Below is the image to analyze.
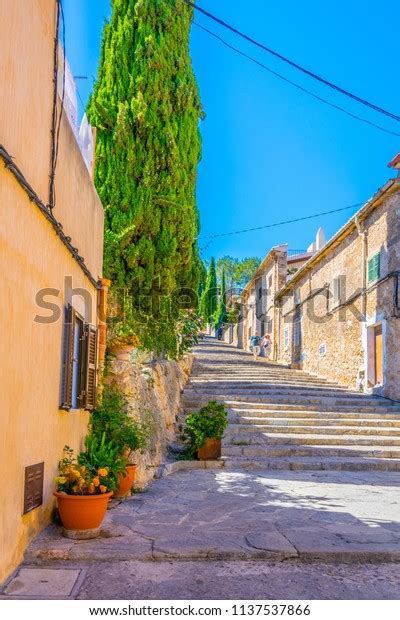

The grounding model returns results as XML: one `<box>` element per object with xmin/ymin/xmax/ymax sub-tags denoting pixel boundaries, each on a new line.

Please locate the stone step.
<box><xmin>191</xmin><ymin>368</ymin><xmax>335</xmax><ymax>377</ymax></box>
<box><xmin>191</xmin><ymin>384</ymin><xmax>345</xmax><ymax>392</ymax></box>
<box><xmin>192</xmin><ymin>362</ymin><xmax>319</xmax><ymax>372</ymax></box>
<box><xmin>223</xmin><ymin>430</ymin><xmax>400</xmax><ymax>446</ymax></box>
<box><xmin>189</xmin><ymin>381</ymin><xmax>342</xmax><ymax>390</ymax></box>
<box><xmin>225</xmin><ymin>423</ymin><xmax>400</xmax><ymax>436</ymax></box>
<box><xmin>192</xmin><ymin>367</ymin><xmax>336</xmax><ymax>376</ymax></box>
<box><xmin>231</xmin><ymin>416</ymin><xmax>400</xmax><ymax>428</ymax></box>
<box><xmin>184</xmin><ymin>390</ymin><xmax>394</xmax><ymax>406</ymax></box>
<box><xmin>186</xmin><ymin>342</ymin><xmax>400</xmax><ymax>474</ymax></box>
<box><xmin>186</xmin><ymin>386</ymin><xmax>357</xmax><ymax>397</ymax></box>
<box><xmin>183</xmin><ymin>398</ymin><xmax>400</xmax><ymax>414</ymax></box>
<box><xmin>222</xmin><ymin>455</ymin><xmax>400</xmax><ymax>472</ymax></box>
<box><xmin>190</xmin><ymin>374</ymin><xmax>340</xmax><ymax>386</ymax></box>
<box><xmin>186</xmin><ymin>391</ymin><xmax>389</xmax><ymax>404</ymax></box>
<box><xmin>226</xmin><ymin>408</ymin><xmax>400</xmax><ymax>420</ymax></box>
<box><xmin>222</xmin><ymin>443</ymin><xmax>400</xmax><ymax>459</ymax></box>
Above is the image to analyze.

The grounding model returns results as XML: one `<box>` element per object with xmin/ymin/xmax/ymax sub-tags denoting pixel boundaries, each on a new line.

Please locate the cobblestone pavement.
<box><xmin>26</xmin><ymin>468</ymin><xmax>400</xmax><ymax>563</ymax></box>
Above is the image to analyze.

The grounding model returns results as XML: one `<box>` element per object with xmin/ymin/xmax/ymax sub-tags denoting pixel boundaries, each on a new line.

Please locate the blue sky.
<box><xmin>63</xmin><ymin>0</ymin><xmax>400</xmax><ymax>262</ymax></box>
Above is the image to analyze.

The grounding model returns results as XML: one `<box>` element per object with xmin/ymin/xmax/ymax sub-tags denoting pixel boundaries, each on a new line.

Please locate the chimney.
<box><xmin>315</xmin><ymin>227</ymin><xmax>325</xmax><ymax>251</ymax></box>
<box><xmin>388</xmin><ymin>153</ymin><xmax>400</xmax><ymax>177</ymax></box>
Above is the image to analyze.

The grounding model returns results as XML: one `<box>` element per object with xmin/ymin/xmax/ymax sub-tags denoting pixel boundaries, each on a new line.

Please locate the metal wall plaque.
<box><xmin>23</xmin><ymin>462</ymin><xmax>44</xmax><ymax>514</ymax></box>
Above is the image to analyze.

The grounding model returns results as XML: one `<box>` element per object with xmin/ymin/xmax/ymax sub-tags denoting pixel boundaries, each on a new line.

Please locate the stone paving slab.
<box><xmin>1</xmin><ymin>568</ymin><xmax>84</xmax><ymax>599</ymax></box>
<box><xmin>74</xmin><ymin>560</ymin><xmax>400</xmax><ymax>600</ymax></box>
<box><xmin>25</xmin><ymin>468</ymin><xmax>400</xmax><ymax>564</ymax></box>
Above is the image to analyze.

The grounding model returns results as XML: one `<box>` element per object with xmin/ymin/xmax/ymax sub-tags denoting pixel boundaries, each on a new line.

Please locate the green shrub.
<box><xmin>185</xmin><ymin>400</ymin><xmax>228</xmax><ymax>456</ymax></box>
<box><xmin>91</xmin><ymin>387</ymin><xmax>151</xmax><ymax>461</ymax></box>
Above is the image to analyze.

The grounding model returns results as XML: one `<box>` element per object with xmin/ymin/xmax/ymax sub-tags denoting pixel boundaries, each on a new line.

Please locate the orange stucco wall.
<box><xmin>0</xmin><ymin>0</ymin><xmax>104</xmax><ymax>582</ymax></box>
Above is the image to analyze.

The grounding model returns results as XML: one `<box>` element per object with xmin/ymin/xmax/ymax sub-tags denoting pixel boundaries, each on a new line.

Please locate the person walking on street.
<box><xmin>249</xmin><ymin>331</ymin><xmax>261</xmax><ymax>361</ymax></box>
<box><xmin>261</xmin><ymin>333</ymin><xmax>272</xmax><ymax>360</ymax></box>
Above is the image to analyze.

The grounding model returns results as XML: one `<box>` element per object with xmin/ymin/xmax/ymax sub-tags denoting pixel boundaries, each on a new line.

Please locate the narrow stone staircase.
<box><xmin>180</xmin><ymin>337</ymin><xmax>400</xmax><ymax>471</ymax></box>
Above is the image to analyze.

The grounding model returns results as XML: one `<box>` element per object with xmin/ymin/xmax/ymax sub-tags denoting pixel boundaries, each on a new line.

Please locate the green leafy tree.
<box><xmin>234</xmin><ymin>257</ymin><xmax>261</xmax><ymax>288</ymax></box>
<box><xmin>199</xmin><ymin>257</ymin><xmax>217</xmax><ymax>323</ymax></box>
<box><xmin>216</xmin><ymin>256</ymin><xmax>238</xmax><ymax>290</ymax></box>
<box><xmin>88</xmin><ymin>0</ymin><xmax>203</xmax><ymax>355</ymax></box>
<box><xmin>215</xmin><ymin>256</ymin><xmax>261</xmax><ymax>290</ymax></box>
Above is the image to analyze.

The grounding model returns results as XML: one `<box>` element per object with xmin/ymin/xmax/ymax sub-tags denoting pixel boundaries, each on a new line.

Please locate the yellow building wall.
<box><xmin>0</xmin><ymin>0</ymin><xmax>104</xmax><ymax>582</ymax></box>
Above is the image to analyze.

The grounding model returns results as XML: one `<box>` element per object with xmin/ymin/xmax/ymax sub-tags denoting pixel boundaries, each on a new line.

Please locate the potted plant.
<box><xmin>185</xmin><ymin>400</ymin><xmax>228</xmax><ymax>460</ymax></box>
<box><xmin>54</xmin><ymin>433</ymin><xmax>126</xmax><ymax>538</ymax></box>
<box><xmin>91</xmin><ymin>388</ymin><xmax>150</xmax><ymax>498</ymax></box>
<box><xmin>107</xmin><ymin>293</ymin><xmax>141</xmax><ymax>360</ymax></box>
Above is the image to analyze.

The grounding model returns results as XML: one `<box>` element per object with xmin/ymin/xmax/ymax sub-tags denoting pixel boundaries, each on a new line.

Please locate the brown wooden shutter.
<box><xmin>60</xmin><ymin>305</ymin><xmax>75</xmax><ymax>410</ymax></box>
<box><xmin>82</xmin><ymin>323</ymin><xmax>98</xmax><ymax>411</ymax></box>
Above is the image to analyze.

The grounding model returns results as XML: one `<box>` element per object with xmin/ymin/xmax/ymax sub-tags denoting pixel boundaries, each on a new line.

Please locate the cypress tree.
<box><xmin>198</xmin><ymin>259</ymin><xmax>207</xmax><ymax>300</ymax></box>
<box><xmin>200</xmin><ymin>257</ymin><xmax>217</xmax><ymax>323</ymax></box>
<box><xmin>220</xmin><ymin>269</ymin><xmax>226</xmax><ymax>305</ymax></box>
<box><xmin>88</xmin><ymin>0</ymin><xmax>203</xmax><ymax>328</ymax></box>
<box><xmin>214</xmin><ymin>269</ymin><xmax>227</xmax><ymax>328</ymax></box>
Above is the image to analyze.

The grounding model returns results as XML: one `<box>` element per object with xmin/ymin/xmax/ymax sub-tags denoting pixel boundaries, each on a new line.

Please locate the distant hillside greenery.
<box><xmin>88</xmin><ymin>0</ymin><xmax>203</xmax><ymax>357</ymax></box>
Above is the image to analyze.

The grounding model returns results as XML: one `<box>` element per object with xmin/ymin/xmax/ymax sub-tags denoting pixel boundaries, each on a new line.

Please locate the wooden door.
<box><xmin>374</xmin><ymin>324</ymin><xmax>383</xmax><ymax>385</ymax></box>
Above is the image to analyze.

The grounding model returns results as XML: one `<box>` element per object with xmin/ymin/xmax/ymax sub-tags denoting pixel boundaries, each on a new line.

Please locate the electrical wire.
<box><xmin>193</xmin><ymin>22</ymin><xmax>400</xmax><ymax>138</ymax></box>
<box><xmin>185</xmin><ymin>0</ymin><xmax>400</xmax><ymax>123</ymax></box>
<box><xmin>199</xmin><ymin>202</ymin><xmax>364</xmax><ymax>240</ymax></box>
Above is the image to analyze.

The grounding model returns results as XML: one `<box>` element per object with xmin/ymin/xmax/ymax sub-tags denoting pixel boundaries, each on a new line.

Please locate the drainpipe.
<box><xmin>355</xmin><ymin>216</ymin><xmax>367</xmax><ymax>319</ymax></box>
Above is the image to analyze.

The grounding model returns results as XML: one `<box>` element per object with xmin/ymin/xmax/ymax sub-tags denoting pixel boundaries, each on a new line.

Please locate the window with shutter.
<box><xmin>60</xmin><ymin>306</ymin><xmax>97</xmax><ymax>411</ymax></box>
<box><xmin>332</xmin><ymin>275</ymin><xmax>344</xmax><ymax>307</ymax></box>
<box><xmin>368</xmin><ymin>253</ymin><xmax>380</xmax><ymax>283</ymax></box>
<box><xmin>284</xmin><ymin>326</ymin><xmax>289</xmax><ymax>349</ymax></box>
<box><xmin>60</xmin><ymin>305</ymin><xmax>75</xmax><ymax>410</ymax></box>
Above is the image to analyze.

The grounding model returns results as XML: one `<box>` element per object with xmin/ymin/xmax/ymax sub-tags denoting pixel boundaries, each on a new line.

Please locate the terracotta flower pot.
<box><xmin>197</xmin><ymin>438</ymin><xmax>221</xmax><ymax>460</ymax></box>
<box><xmin>108</xmin><ymin>344</ymin><xmax>135</xmax><ymax>361</ymax></box>
<box><xmin>114</xmin><ymin>464</ymin><xmax>137</xmax><ymax>499</ymax></box>
<box><xmin>54</xmin><ymin>491</ymin><xmax>112</xmax><ymax>538</ymax></box>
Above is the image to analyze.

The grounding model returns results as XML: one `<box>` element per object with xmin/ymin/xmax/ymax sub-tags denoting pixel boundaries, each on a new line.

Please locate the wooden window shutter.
<box><xmin>82</xmin><ymin>323</ymin><xmax>98</xmax><ymax>411</ymax></box>
<box><xmin>368</xmin><ymin>253</ymin><xmax>381</xmax><ymax>283</ymax></box>
<box><xmin>60</xmin><ymin>305</ymin><xmax>75</xmax><ymax>410</ymax></box>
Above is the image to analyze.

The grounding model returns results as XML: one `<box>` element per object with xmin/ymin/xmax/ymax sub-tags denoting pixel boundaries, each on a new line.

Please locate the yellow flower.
<box><xmin>93</xmin><ymin>477</ymin><xmax>100</xmax><ymax>487</ymax></box>
<box><xmin>55</xmin><ymin>476</ymin><xmax>67</xmax><ymax>485</ymax></box>
<box><xmin>98</xmin><ymin>468</ymin><xmax>108</xmax><ymax>477</ymax></box>
<box><xmin>99</xmin><ymin>485</ymin><xmax>107</xmax><ymax>493</ymax></box>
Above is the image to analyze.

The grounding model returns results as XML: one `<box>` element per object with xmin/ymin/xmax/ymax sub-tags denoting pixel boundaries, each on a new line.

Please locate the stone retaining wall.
<box><xmin>106</xmin><ymin>353</ymin><xmax>193</xmax><ymax>487</ymax></box>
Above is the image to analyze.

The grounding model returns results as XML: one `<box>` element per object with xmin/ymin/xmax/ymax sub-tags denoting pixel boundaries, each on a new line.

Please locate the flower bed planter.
<box><xmin>54</xmin><ymin>491</ymin><xmax>112</xmax><ymax>539</ymax></box>
<box><xmin>198</xmin><ymin>438</ymin><xmax>221</xmax><ymax>460</ymax></box>
<box><xmin>114</xmin><ymin>464</ymin><xmax>137</xmax><ymax>499</ymax></box>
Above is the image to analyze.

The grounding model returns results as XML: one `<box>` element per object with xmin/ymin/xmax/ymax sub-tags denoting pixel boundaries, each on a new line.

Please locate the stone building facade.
<box><xmin>239</xmin><ymin>246</ymin><xmax>288</xmax><ymax>358</ymax></box>
<box><xmin>236</xmin><ymin>239</ymin><xmax>318</xmax><ymax>359</ymax></box>
<box><xmin>276</xmin><ymin>165</ymin><xmax>400</xmax><ymax>399</ymax></box>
